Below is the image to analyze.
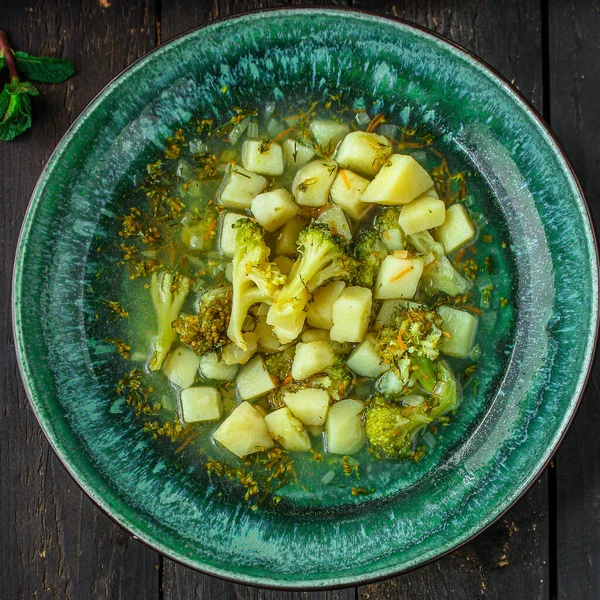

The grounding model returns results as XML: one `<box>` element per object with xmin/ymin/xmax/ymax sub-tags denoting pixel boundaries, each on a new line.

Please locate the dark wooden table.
<box><xmin>1</xmin><ymin>1</ymin><xmax>598</xmax><ymax>598</ymax></box>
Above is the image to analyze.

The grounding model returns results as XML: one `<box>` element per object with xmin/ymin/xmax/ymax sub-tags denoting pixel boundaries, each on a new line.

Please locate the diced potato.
<box><xmin>292</xmin><ymin>160</ymin><xmax>338</xmax><ymax>207</ymax></box>
<box><xmin>330</xmin><ymin>169</ymin><xmax>371</xmax><ymax>220</ymax></box>
<box><xmin>346</xmin><ymin>337</ymin><xmax>388</xmax><ymax>378</ymax></box>
<box><xmin>380</xmin><ymin>226</ymin><xmax>405</xmax><ymax>252</ymax></box>
<box><xmin>241</xmin><ymin>139</ymin><xmax>284</xmax><ymax>176</ymax></box>
<box><xmin>316</xmin><ymin>204</ymin><xmax>352</xmax><ymax>240</ymax></box>
<box><xmin>374</xmin><ymin>255</ymin><xmax>423</xmax><ymax>300</ymax></box>
<box><xmin>282</xmin><ymin>138</ymin><xmax>315</xmax><ymax>169</ymax></box>
<box><xmin>376</xmin><ymin>370</ymin><xmax>405</xmax><ymax>397</ymax></box>
<box><xmin>213</xmin><ymin>401</ymin><xmax>274</xmax><ymax>457</ymax></box>
<box><xmin>219</xmin><ymin>212</ymin><xmax>248</xmax><ymax>258</ymax></box>
<box><xmin>423</xmin><ymin>187</ymin><xmax>439</xmax><ymax>198</ymax></box>
<box><xmin>251</xmin><ymin>188</ymin><xmax>299</xmax><ymax>232</ymax></box>
<box><xmin>398</xmin><ymin>196</ymin><xmax>446</xmax><ymax>235</ymax></box>
<box><xmin>307</xmin><ymin>280</ymin><xmax>346</xmax><ymax>329</ymax></box>
<box><xmin>264</xmin><ymin>407</ymin><xmax>311</xmax><ymax>452</ymax></box>
<box><xmin>361</xmin><ymin>154</ymin><xmax>434</xmax><ymax>205</ymax></box>
<box><xmin>330</xmin><ymin>286</ymin><xmax>372</xmax><ymax>343</ymax></box>
<box><xmin>274</xmin><ymin>216</ymin><xmax>307</xmax><ymax>256</ymax></box>
<box><xmin>220</xmin><ymin>386</ymin><xmax>237</xmax><ymax>416</ymax></box>
<box><xmin>273</xmin><ymin>255</ymin><xmax>294</xmax><ymax>276</ymax></box>
<box><xmin>162</xmin><ymin>347</ymin><xmax>200</xmax><ymax>388</ymax></box>
<box><xmin>235</xmin><ymin>355</ymin><xmax>277</xmax><ymax>401</ymax></box>
<box><xmin>199</xmin><ymin>352</ymin><xmax>239</xmax><ymax>381</ymax></box>
<box><xmin>255</xmin><ymin>316</ymin><xmax>284</xmax><ymax>353</ymax></box>
<box><xmin>222</xmin><ymin>332</ymin><xmax>258</xmax><ymax>365</ymax></box>
<box><xmin>292</xmin><ymin>340</ymin><xmax>335</xmax><ymax>380</ymax></box>
<box><xmin>301</xmin><ymin>329</ymin><xmax>330</xmax><ymax>343</ymax></box>
<box><xmin>434</xmin><ymin>203</ymin><xmax>475</xmax><ymax>253</ymax></box>
<box><xmin>284</xmin><ymin>388</ymin><xmax>330</xmax><ymax>426</ymax></box>
<box><xmin>218</xmin><ymin>164</ymin><xmax>268</xmax><ymax>209</ymax></box>
<box><xmin>180</xmin><ymin>386</ymin><xmax>222</xmax><ymax>422</ymax></box>
<box><xmin>310</xmin><ymin>120</ymin><xmax>350</xmax><ymax>151</ymax></box>
<box><xmin>325</xmin><ymin>399</ymin><xmax>365</xmax><ymax>455</ymax></box>
<box><xmin>335</xmin><ymin>131</ymin><xmax>392</xmax><ymax>176</ymax></box>
<box><xmin>437</xmin><ymin>305</ymin><xmax>479</xmax><ymax>358</ymax></box>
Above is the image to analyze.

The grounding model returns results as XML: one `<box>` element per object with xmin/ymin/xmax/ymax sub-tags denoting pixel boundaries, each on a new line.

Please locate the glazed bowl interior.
<box><xmin>13</xmin><ymin>8</ymin><xmax>598</xmax><ymax>588</ymax></box>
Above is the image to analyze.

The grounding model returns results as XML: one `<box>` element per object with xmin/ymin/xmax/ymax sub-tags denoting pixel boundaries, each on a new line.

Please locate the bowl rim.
<box><xmin>11</xmin><ymin>5</ymin><xmax>600</xmax><ymax>590</ymax></box>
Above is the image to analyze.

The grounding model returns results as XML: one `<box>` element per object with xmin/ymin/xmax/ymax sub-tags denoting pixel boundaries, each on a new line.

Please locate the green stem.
<box><xmin>0</xmin><ymin>30</ymin><xmax>19</xmax><ymax>81</ymax></box>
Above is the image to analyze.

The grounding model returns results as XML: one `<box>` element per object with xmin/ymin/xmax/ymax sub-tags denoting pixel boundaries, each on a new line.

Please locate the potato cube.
<box><xmin>374</xmin><ymin>255</ymin><xmax>423</xmax><ymax>299</ymax></box>
<box><xmin>423</xmin><ymin>187</ymin><xmax>439</xmax><ymax>198</ymax></box>
<box><xmin>308</xmin><ymin>425</ymin><xmax>323</xmax><ymax>438</ymax></box>
<box><xmin>274</xmin><ymin>216</ymin><xmax>307</xmax><ymax>256</ymax></box>
<box><xmin>235</xmin><ymin>355</ymin><xmax>276</xmax><ymax>401</ymax></box>
<box><xmin>335</xmin><ymin>131</ymin><xmax>392</xmax><ymax>176</ymax></box>
<box><xmin>307</xmin><ymin>280</ymin><xmax>346</xmax><ymax>329</ymax></box>
<box><xmin>301</xmin><ymin>329</ymin><xmax>330</xmax><ymax>343</ymax></box>
<box><xmin>346</xmin><ymin>337</ymin><xmax>387</xmax><ymax>378</ymax></box>
<box><xmin>284</xmin><ymin>388</ymin><xmax>330</xmax><ymax>426</ymax></box>
<box><xmin>292</xmin><ymin>340</ymin><xmax>335</xmax><ymax>380</ymax></box>
<box><xmin>292</xmin><ymin>160</ymin><xmax>338</xmax><ymax>207</ymax></box>
<box><xmin>437</xmin><ymin>305</ymin><xmax>479</xmax><ymax>357</ymax></box>
<box><xmin>398</xmin><ymin>196</ymin><xmax>446</xmax><ymax>235</ymax></box>
<box><xmin>282</xmin><ymin>138</ymin><xmax>315</xmax><ymax>169</ymax></box>
<box><xmin>361</xmin><ymin>154</ymin><xmax>434</xmax><ymax>205</ymax></box>
<box><xmin>251</xmin><ymin>188</ymin><xmax>299</xmax><ymax>232</ymax></box>
<box><xmin>180</xmin><ymin>386</ymin><xmax>222</xmax><ymax>423</ymax></box>
<box><xmin>380</xmin><ymin>226</ymin><xmax>405</xmax><ymax>252</ymax></box>
<box><xmin>330</xmin><ymin>170</ymin><xmax>371</xmax><ymax>220</ymax></box>
<box><xmin>213</xmin><ymin>401</ymin><xmax>274</xmax><ymax>457</ymax></box>
<box><xmin>218</xmin><ymin>164</ymin><xmax>267</xmax><ymax>209</ymax></box>
<box><xmin>310</xmin><ymin>119</ymin><xmax>350</xmax><ymax>152</ymax></box>
<box><xmin>219</xmin><ymin>212</ymin><xmax>248</xmax><ymax>258</ymax></box>
<box><xmin>330</xmin><ymin>286</ymin><xmax>372</xmax><ymax>343</ymax></box>
<box><xmin>273</xmin><ymin>255</ymin><xmax>294</xmax><ymax>276</ymax></box>
<box><xmin>255</xmin><ymin>316</ymin><xmax>284</xmax><ymax>353</ymax></box>
<box><xmin>199</xmin><ymin>352</ymin><xmax>239</xmax><ymax>381</ymax></box>
<box><xmin>264</xmin><ymin>407</ymin><xmax>311</xmax><ymax>452</ymax></box>
<box><xmin>162</xmin><ymin>347</ymin><xmax>200</xmax><ymax>388</ymax></box>
<box><xmin>316</xmin><ymin>204</ymin><xmax>352</xmax><ymax>240</ymax></box>
<box><xmin>325</xmin><ymin>399</ymin><xmax>365</xmax><ymax>455</ymax></box>
<box><xmin>222</xmin><ymin>332</ymin><xmax>258</xmax><ymax>365</ymax></box>
<box><xmin>434</xmin><ymin>203</ymin><xmax>475</xmax><ymax>253</ymax></box>
<box><xmin>241</xmin><ymin>139</ymin><xmax>284</xmax><ymax>176</ymax></box>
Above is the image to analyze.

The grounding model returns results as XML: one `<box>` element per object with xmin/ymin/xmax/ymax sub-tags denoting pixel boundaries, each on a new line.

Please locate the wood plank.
<box><xmin>0</xmin><ymin>1</ymin><xmax>160</xmax><ymax>598</ymax></box>
<box><xmin>352</xmin><ymin>1</ymin><xmax>550</xmax><ymax>598</ymax></box>
<box><xmin>548</xmin><ymin>2</ymin><xmax>600</xmax><ymax>598</ymax></box>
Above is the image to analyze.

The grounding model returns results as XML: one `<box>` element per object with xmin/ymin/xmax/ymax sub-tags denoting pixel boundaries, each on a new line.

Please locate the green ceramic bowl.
<box><xmin>13</xmin><ymin>8</ymin><xmax>599</xmax><ymax>588</ymax></box>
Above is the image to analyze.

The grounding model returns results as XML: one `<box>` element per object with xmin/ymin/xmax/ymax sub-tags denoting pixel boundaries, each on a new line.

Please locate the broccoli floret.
<box><xmin>353</xmin><ymin>229</ymin><xmax>388</xmax><ymax>287</ymax></box>
<box><xmin>430</xmin><ymin>360</ymin><xmax>461</xmax><ymax>418</ymax></box>
<box><xmin>180</xmin><ymin>204</ymin><xmax>219</xmax><ymax>251</ymax></box>
<box><xmin>365</xmin><ymin>395</ymin><xmax>433</xmax><ymax>459</ymax></box>
<box><xmin>172</xmin><ymin>287</ymin><xmax>232</xmax><ymax>354</ymax></box>
<box><xmin>376</xmin><ymin>307</ymin><xmax>443</xmax><ymax>391</ymax></box>
<box><xmin>267</xmin><ymin>223</ymin><xmax>357</xmax><ymax>344</ymax></box>
<box><xmin>265</xmin><ymin>346</ymin><xmax>296</xmax><ymax>381</ymax></box>
<box><xmin>407</xmin><ymin>231</ymin><xmax>471</xmax><ymax>296</ymax></box>
<box><xmin>375</xmin><ymin>207</ymin><xmax>405</xmax><ymax>251</ymax></box>
<box><xmin>148</xmin><ymin>271</ymin><xmax>191</xmax><ymax>371</ymax></box>
<box><xmin>375</xmin><ymin>207</ymin><xmax>402</xmax><ymax>233</ymax></box>
<box><xmin>314</xmin><ymin>357</ymin><xmax>354</xmax><ymax>400</ymax></box>
<box><xmin>228</xmin><ymin>219</ymin><xmax>286</xmax><ymax>350</ymax></box>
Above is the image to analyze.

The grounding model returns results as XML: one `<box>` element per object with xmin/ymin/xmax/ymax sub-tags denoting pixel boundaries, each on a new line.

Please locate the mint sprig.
<box><xmin>0</xmin><ymin>30</ymin><xmax>74</xmax><ymax>141</ymax></box>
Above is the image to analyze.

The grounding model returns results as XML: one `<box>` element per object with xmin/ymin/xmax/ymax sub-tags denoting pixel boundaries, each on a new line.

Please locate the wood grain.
<box><xmin>0</xmin><ymin>1</ymin><xmax>159</xmax><ymax>599</ymax></box>
<box><xmin>548</xmin><ymin>1</ymin><xmax>600</xmax><ymax>599</ymax></box>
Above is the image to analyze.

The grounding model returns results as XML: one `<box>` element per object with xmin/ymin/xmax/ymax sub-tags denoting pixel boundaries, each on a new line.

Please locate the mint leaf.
<box><xmin>0</xmin><ymin>79</ymin><xmax>39</xmax><ymax>141</ymax></box>
<box><xmin>14</xmin><ymin>51</ymin><xmax>74</xmax><ymax>83</ymax></box>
